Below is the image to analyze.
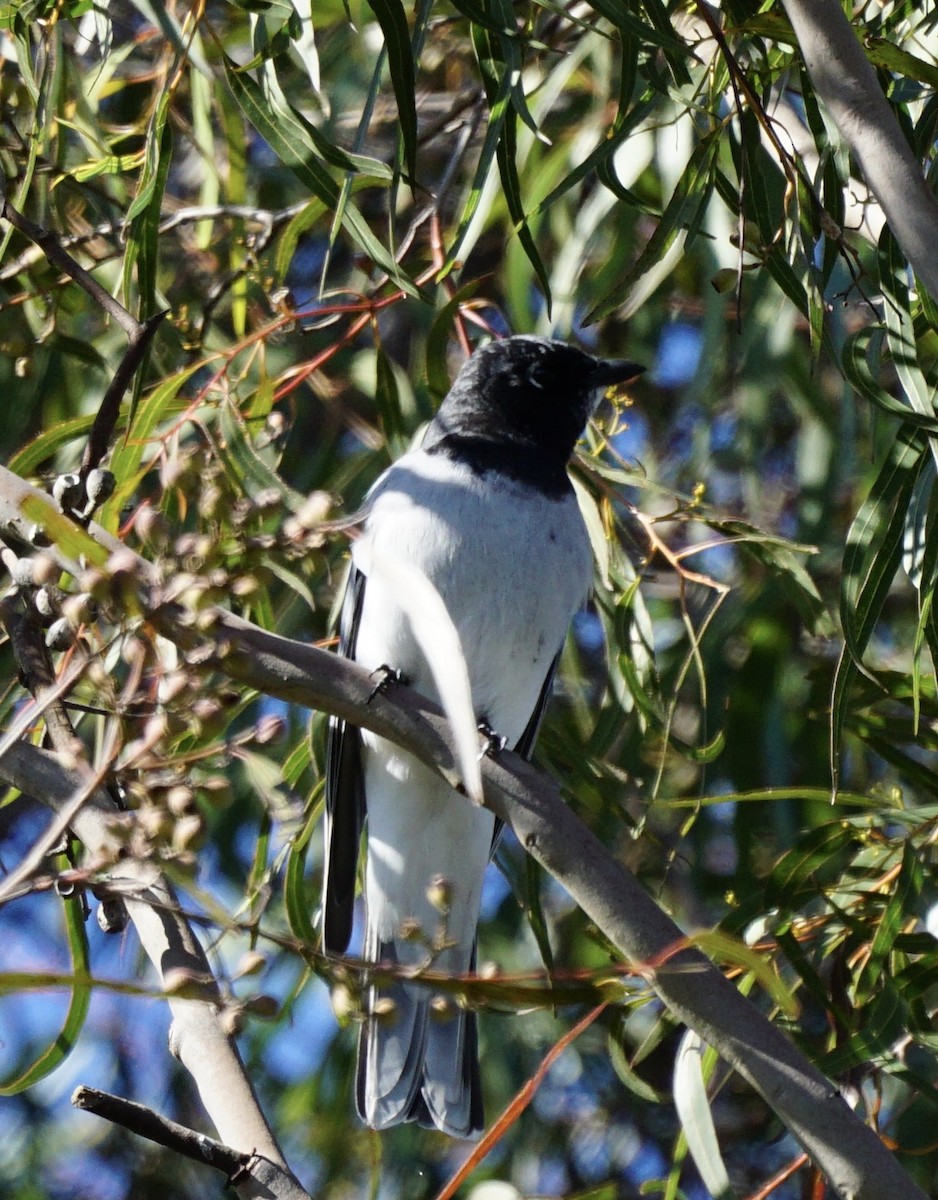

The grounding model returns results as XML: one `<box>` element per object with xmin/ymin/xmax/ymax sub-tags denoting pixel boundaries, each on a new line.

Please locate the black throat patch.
<box><xmin>425</xmin><ymin>433</ymin><xmax>573</xmax><ymax>500</ymax></box>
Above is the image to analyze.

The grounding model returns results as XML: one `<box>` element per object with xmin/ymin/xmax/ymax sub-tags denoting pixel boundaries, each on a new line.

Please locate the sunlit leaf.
<box><xmin>221</xmin><ymin>52</ymin><xmax>420</xmax><ymax>299</ymax></box>
<box><xmin>673</xmin><ymin>1031</ymin><xmax>733</xmax><ymax>1200</ymax></box>
<box><xmin>586</xmin><ymin>128</ymin><xmax>720</xmax><ymax>323</ymax></box>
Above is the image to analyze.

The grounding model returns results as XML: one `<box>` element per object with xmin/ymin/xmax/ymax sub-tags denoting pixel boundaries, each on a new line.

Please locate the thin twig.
<box><xmin>71</xmin><ymin>1083</ymin><xmax>311</xmax><ymax>1198</ymax></box>
<box><xmin>0</xmin><ymin>197</ymin><xmax>141</xmax><ymax>339</ymax></box>
<box><xmin>72</xmin><ymin>1086</ymin><xmax>248</xmax><ymax>1176</ymax></box>
<box><xmin>0</xmin><ymin>196</ymin><xmax>168</xmax><ymax>478</ymax></box>
<box><xmin>434</xmin><ymin>1004</ymin><xmax>609</xmax><ymax>1200</ymax></box>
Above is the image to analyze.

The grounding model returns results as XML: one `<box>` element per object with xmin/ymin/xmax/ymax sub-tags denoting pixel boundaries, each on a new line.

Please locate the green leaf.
<box><xmin>8</xmin><ymin>413</ymin><xmax>98</xmax><ymax>476</ymax></box>
<box><xmin>716</xmin><ymin>518</ymin><xmax>824</xmax><ymax>628</ymax></box>
<box><xmin>18</xmin><ymin>493</ymin><xmax>110</xmax><ymax>568</ymax></box>
<box><xmin>880</xmin><ymin>228</ymin><xmax>936</xmax><ymax>423</ymax></box>
<box><xmin>866</xmin><ymin>37</ymin><xmax>938</xmax><ymax>92</ymax></box>
<box><xmin>218</xmin><ymin>398</ymin><xmax>307</xmax><ymax>511</ymax></box>
<box><xmin>831</xmin><ymin>426</ymin><xmax>929</xmax><ymax>788</ymax></box>
<box><xmin>689</xmin><ymin>930</ymin><xmax>798</xmax><ymax>1017</ymax></box>
<box><xmin>661</xmin><ymin>787</ymin><xmax>896</xmax><ymax>810</ymax></box>
<box><xmin>373</xmin><ymin>343</ymin><xmax>407</xmax><ymax>444</ymax></box>
<box><xmin>247</xmin><ymin>813</ymin><xmax>273</xmax><ymax>900</ymax></box>
<box><xmin>447</xmin><ymin>0</ymin><xmax>515</xmax><ymax>36</ymax></box>
<box><xmin>249</xmin><ymin>34</ymin><xmax>392</xmax><ymax>180</ymax></box>
<box><xmin>285</xmin><ymin>789</ymin><xmax>323</xmax><ymax>944</ymax></box>
<box><xmin>843</xmin><ymin>326</ymin><xmax>938</xmax><ymax>434</ymax></box>
<box><xmin>523</xmin><ymin>856</ymin><xmax>555</xmax><ymax>978</ymax></box>
<box><xmin>468</xmin><ymin>20</ymin><xmax>551</xmax><ymax>306</ymax></box>
<box><xmin>126</xmin><ymin>0</ymin><xmax>211</xmax><ymax>75</ymax></box>
<box><xmin>856</xmin><ymin>842</ymin><xmax>922</xmax><ymax>1002</ymax></box>
<box><xmin>637</xmin><ymin>0</ymin><xmax>691</xmax><ymax>84</ymax></box>
<box><xmin>818</xmin><ymin>982</ymin><xmax>907</xmax><ymax>1075</ymax></box>
<box><xmin>841</xmin><ymin>427</ymin><xmax>928</xmax><ymax>659</ymax></box>
<box><xmin>586</xmin><ymin>128</ymin><xmax>720</xmax><ymax>323</ymax></box>
<box><xmin>283</xmin><ymin>736</ymin><xmax>313</xmax><ymax>788</ymax></box>
<box><xmin>776</xmin><ymin>927</ymin><xmax>850</xmax><ymax>1027</ymax></box>
<box><xmin>124</xmin><ymin>84</ymin><xmax>173</xmax><ymax>322</ymax></box>
<box><xmin>0</xmin><ymin>855</ymin><xmax>91</xmax><ymax>1095</ymax></box>
<box><xmin>424</xmin><ymin>282</ymin><xmax>482</xmax><ymax>399</ymax></box>
<box><xmin>764</xmin><ymin>821</ymin><xmax>860</xmax><ymax>911</ymax></box>
<box><xmin>274</xmin><ymin>196</ymin><xmax>329</xmax><ymax>283</ymax></box>
<box><xmin>738</xmin><ymin>108</ymin><xmax>782</xmax><ymax>248</ymax></box>
<box><xmin>101</xmin><ymin>363</ymin><xmax>205</xmax><ymax>530</ymax></box>
<box><xmin>442</xmin><ymin>90</ymin><xmax>507</xmax><ymax>273</ymax></box>
<box><xmin>364</xmin><ymin>0</ymin><xmax>417</xmax><ymax>183</ymax></box>
<box><xmin>572</xmin><ymin>474</ymin><xmax>611</xmax><ymax>589</ymax></box>
<box><xmin>221</xmin><ymin>52</ymin><xmax>422</xmax><ymax>300</ymax></box>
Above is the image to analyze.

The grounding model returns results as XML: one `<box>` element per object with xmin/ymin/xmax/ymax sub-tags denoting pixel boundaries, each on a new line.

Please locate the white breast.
<box><xmin>351</xmin><ymin>448</ymin><xmax>592</xmax><ymax>743</ymax></box>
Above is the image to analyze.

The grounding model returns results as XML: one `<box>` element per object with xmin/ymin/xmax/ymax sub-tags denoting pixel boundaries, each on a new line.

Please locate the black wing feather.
<box><xmin>323</xmin><ymin>563</ymin><xmax>367</xmax><ymax>954</ymax></box>
<box><xmin>514</xmin><ymin>651</ymin><xmax>561</xmax><ymax>760</ymax></box>
<box><xmin>489</xmin><ymin>650</ymin><xmax>561</xmax><ymax>851</ymax></box>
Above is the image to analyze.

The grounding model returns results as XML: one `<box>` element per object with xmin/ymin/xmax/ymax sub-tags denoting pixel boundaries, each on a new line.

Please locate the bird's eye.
<box><xmin>527</xmin><ymin>362</ymin><xmax>551</xmax><ymax>390</ymax></box>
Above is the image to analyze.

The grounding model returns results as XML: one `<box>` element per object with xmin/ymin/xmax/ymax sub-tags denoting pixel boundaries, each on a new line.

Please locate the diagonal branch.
<box><xmin>0</xmin><ymin>196</ymin><xmax>166</xmax><ymax>479</ymax></box>
<box><xmin>0</xmin><ymin>462</ymin><xmax>923</xmax><ymax>1200</ymax></box>
<box><xmin>780</xmin><ymin>0</ymin><xmax>938</xmax><ymax>302</ymax></box>
<box><xmin>0</xmin><ymin>198</ymin><xmax>141</xmax><ymax>339</ymax></box>
<box><xmin>72</xmin><ymin>1086</ymin><xmax>310</xmax><ymax>1200</ymax></box>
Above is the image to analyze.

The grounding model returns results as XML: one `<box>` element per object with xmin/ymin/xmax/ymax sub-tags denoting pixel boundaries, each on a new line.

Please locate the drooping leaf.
<box><xmin>221</xmin><ymin>52</ymin><xmax>422</xmax><ymax>300</ymax></box>
<box><xmin>0</xmin><ymin>853</ymin><xmax>91</xmax><ymax>1095</ymax></box>
<box><xmin>673</xmin><ymin>1031</ymin><xmax>733</xmax><ymax>1200</ymax></box>
<box><xmin>832</xmin><ymin>426</ymin><xmax>929</xmax><ymax>786</ymax></box>
<box><xmin>364</xmin><ymin>0</ymin><xmax>418</xmax><ymax>183</ymax></box>
<box><xmin>586</xmin><ymin>128</ymin><xmax>721</xmax><ymax>323</ymax></box>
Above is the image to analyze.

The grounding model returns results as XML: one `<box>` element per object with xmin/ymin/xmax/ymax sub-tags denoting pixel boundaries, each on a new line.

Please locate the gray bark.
<box><xmin>781</xmin><ymin>0</ymin><xmax>938</xmax><ymax>300</ymax></box>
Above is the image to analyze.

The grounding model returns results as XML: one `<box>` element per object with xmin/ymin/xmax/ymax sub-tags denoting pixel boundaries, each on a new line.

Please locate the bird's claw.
<box><xmin>477</xmin><ymin>719</ymin><xmax>508</xmax><ymax>759</ymax></box>
<box><xmin>367</xmin><ymin>664</ymin><xmax>405</xmax><ymax>704</ymax></box>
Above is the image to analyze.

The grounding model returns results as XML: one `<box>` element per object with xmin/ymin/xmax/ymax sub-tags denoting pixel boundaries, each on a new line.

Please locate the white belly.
<box><xmin>352</xmin><ymin>447</ymin><xmax>591</xmax><ymax>958</ymax></box>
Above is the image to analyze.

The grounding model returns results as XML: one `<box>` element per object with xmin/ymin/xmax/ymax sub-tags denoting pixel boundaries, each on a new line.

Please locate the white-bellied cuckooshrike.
<box><xmin>323</xmin><ymin>334</ymin><xmax>644</xmax><ymax>1137</ymax></box>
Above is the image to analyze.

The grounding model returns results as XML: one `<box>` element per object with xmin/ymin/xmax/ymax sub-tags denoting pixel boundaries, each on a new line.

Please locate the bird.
<box><xmin>323</xmin><ymin>334</ymin><xmax>644</xmax><ymax>1138</ymax></box>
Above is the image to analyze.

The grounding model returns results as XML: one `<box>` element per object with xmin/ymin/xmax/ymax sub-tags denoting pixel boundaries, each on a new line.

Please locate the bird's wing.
<box><xmin>514</xmin><ymin>650</ymin><xmax>561</xmax><ymax>760</ymax></box>
<box><xmin>323</xmin><ymin>561</ymin><xmax>368</xmax><ymax>954</ymax></box>
<box><xmin>489</xmin><ymin>649</ymin><xmax>561</xmax><ymax>852</ymax></box>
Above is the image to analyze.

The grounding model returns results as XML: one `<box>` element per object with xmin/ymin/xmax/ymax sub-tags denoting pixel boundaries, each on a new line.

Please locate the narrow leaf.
<box><xmin>0</xmin><ymin>859</ymin><xmax>91</xmax><ymax>1095</ymax></box>
<box><xmin>673</xmin><ymin>1032</ymin><xmax>733</xmax><ymax>1200</ymax></box>
<box><xmin>365</xmin><ymin>0</ymin><xmax>418</xmax><ymax>183</ymax></box>
<box><xmin>586</xmin><ymin>129</ymin><xmax>720</xmax><ymax>323</ymax></box>
<box><xmin>222</xmin><ymin>53</ymin><xmax>421</xmax><ymax>300</ymax></box>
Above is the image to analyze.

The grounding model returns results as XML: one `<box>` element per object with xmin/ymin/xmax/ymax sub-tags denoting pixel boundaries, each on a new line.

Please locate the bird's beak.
<box><xmin>587</xmin><ymin>359</ymin><xmax>646</xmax><ymax>386</ymax></box>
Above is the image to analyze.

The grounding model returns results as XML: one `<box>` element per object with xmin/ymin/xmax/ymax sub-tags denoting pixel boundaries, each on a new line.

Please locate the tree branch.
<box><xmin>0</xmin><ymin>736</ymin><xmax>309</xmax><ymax>1199</ymax></box>
<box><xmin>0</xmin><ymin>463</ymin><xmax>922</xmax><ymax>1200</ymax></box>
<box><xmin>0</xmin><ymin>534</ymin><xmax>303</xmax><ymax>1199</ymax></box>
<box><xmin>72</xmin><ymin>1087</ymin><xmax>310</xmax><ymax>1200</ymax></box>
<box><xmin>0</xmin><ymin>197</ymin><xmax>141</xmax><ymax>339</ymax></box>
<box><xmin>780</xmin><ymin>0</ymin><xmax>938</xmax><ymax>301</ymax></box>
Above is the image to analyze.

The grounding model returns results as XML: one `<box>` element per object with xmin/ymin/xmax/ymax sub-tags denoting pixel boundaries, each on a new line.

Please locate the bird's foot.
<box><xmin>367</xmin><ymin>664</ymin><xmax>406</xmax><ymax>703</ymax></box>
<box><xmin>477</xmin><ymin>719</ymin><xmax>508</xmax><ymax>759</ymax></box>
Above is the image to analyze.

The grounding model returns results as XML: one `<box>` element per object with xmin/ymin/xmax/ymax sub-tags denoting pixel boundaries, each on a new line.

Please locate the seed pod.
<box><xmin>84</xmin><ymin>469</ymin><xmax>116</xmax><ymax>511</ymax></box>
<box><xmin>96</xmin><ymin>896</ymin><xmax>129</xmax><ymax>934</ymax></box>
<box><xmin>244</xmin><ymin>994</ymin><xmax>279</xmax><ymax>1019</ymax></box>
<box><xmin>52</xmin><ymin>473</ymin><xmax>83</xmax><ymax>514</ymax></box>
<box><xmin>46</xmin><ymin>618</ymin><xmax>73</xmax><ymax>651</ymax></box>
<box><xmin>34</xmin><ymin>585</ymin><xmax>63</xmax><ymax>621</ymax></box>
